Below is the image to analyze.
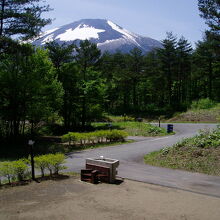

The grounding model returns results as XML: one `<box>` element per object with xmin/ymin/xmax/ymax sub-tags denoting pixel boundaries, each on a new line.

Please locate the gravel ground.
<box><xmin>0</xmin><ymin>176</ymin><xmax>220</xmax><ymax>220</ymax></box>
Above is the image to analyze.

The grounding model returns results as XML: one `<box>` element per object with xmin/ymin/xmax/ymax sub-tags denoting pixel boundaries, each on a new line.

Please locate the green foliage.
<box><xmin>0</xmin><ymin>0</ymin><xmax>51</xmax><ymax>40</ymax></box>
<box><xmin>46</xmin><ymin>153</ymin><xmax>67</xmax><ymax>175</ymax></box>
<box><xmin>0</xmin><ymin>161</ymin><xmax>14</xmax><ymax>184</ymax></box>
<box><xmin>35</xmin><ymin>155</ymin><xmax>48</xmax><ymax>177</ymax></box>
<box><xmin>11</xmin><ymin>160</ymin><xmax>29</xmax><ymax>181</ymax></box>
<box><xmin>93</xmin><ymin>122</ymin><xmax>168</xmax><ymax>137</ymax></box>
<box><xmin>191</xmin><ymin>98</ymin><xmax>216</xmax><ymax>110</ymax></box>
<box><xmin>0</xmin><ymin>45</ymin><xmax>64</xmax><ymax>137</ymax></box>
<box><xmin>61</xmin><ymin>130</ymin><xmax>128</xmax><ymax>146</ymax></box>
<box><xmin>174</xmin><ymin>128</ymin><xmax>220</xmax><ymax>149</ymax></box>
<box><xmin>0</xmin><ymin>159</ymin><xmax>29</xmax><ymax>183</ymax></box>
<box><xmin>105</xmin><ymin>130</ymin><xmax>128</xmax><ymax>142</ymax></box>
<box><xmin>198</xmin><ymin>0</ymin><xmax>220</xmax><ymax>35</ymax></box>
<box><xmin>35</xmin><ymin>153</ymin><xmax>66</xmax><ymax>176</ymax></box>
<box><xmin>0</xmin><ymin>153</ymin><xmax>66</xmax><ymax>185</ymax></box>
<box><xmin>144</xmin><ymin>127</ymin><xmax>220</xmax><ymax>176</ymax></box>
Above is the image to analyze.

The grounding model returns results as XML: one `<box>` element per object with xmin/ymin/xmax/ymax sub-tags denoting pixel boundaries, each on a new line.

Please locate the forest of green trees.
<box><xmin>0</xmin><ymin>0</ymin><xmax>219</xmax><ymax>142</ymax></box>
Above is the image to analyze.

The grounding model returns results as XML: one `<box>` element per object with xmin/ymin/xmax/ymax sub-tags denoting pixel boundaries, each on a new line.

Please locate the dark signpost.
<box><xmin>28</xmin><ymin>140</ymin><xmax>35</xmax><ymax>180</ymax></box>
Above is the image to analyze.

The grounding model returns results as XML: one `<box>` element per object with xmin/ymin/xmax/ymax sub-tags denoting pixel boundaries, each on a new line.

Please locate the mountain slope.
<box><xmin>32</xmin><ymin>19</ymin><xmax>162</xmax><ymax>53</ymax></box>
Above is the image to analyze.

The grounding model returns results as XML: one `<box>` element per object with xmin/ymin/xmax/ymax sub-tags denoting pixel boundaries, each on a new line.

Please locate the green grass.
<box><xmin>92</xmin><ymin>121</ymin><xmax>168</xmax><ymax>136</ymax></box>
<box><xmin>144</xmin><ymin>127</ymin><xmax>220</xmax><ymax>176</ymax></box>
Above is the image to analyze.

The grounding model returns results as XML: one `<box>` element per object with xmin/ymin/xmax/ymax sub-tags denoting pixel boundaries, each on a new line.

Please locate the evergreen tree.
<box><xmin>198</xmin><ymin>0</ymin><xmax>220</xmax><ymax>35</ymax></box>
<box><xmin>157</xmin><ymin>32</ymin><xmax>178</xmax><ymax>106</ymax></box>
<box><xmin>45</xmin><ymin>41</ymin><xmax>75</xmax><ymax>70</ymax></box>
<box><xmin>192</xmin><ymin>37</ymin><xmax>219</xmax><ymax>100</ymax></box>
<box><xmin>127</xmin><ymin>47</ymin><xmax>144</xmax><ymax>109</ymax></box>
<box><xmin>198</xmin><ymin>0</ymin><xmax>220</xmax><ymax>54</ymax></box>
<box><xmin>75</xmin><ymin>40</ymin><xmax>102</xmax><ymax>130</ymax></box>
<box><xmin>0</xmin><ymin>0</ymin><xmax>51</xmax><ymax>40</ymax></box>
<box><xmin>176</xmin><ymin>37</ymin><xmax>192</xmax><ymax>106</ymax></box>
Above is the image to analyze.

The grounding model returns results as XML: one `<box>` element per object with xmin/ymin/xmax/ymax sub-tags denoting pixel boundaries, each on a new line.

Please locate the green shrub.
<box><xmin>11</xmin><ymin>159</ymin><xmax>29</xmax><ymax>181</ymax></box>
<box><xmin>35</xmin><ymin>155</ymin><xmax>48</xmax><ymax>177</ymax></box>
<box><xmin>95</xmin><ymin>130</ymin><xmax>108</xmax><ymax>143</ymax></box>
<box><xmin>105</xmin><ymin>130</ymin><xmax>128</xmax><ymax>142</ymax></box>
<box><xmin>61</xmin><ymin>133</ymin><xmax>72</xmax><ymax>146</ymax></box>
<box><xmin>46</xmin><ymin>153</ymin><xmax>67</xmax><ymax>175</ymax></box>
<box><xmin>173</xmin><ymin>128</ymin><xmax>220</xmax><ymax>149</ymax></box>
<box><xmin>191</xmin><ymin>98</ymin><xmax>216</xmax><ymax>110</ymax></box>
<box><xmin>0</xmin><ymin>161</ymin><xmax>14</xmax><ymax>184</ymax></box>
<box><xmin>61</xmin><ymin>130</ymin><xmax>128</xmax><ymax>146</ymax></box>
<box><xmin>86</xmin><ymin>132</ymin><xmax>96</xmax><ymax>144</ymax></box>
<box><xmin>147</xmin><ymin>126</ymin><xmax>164</xmax><ymax>135</ymax></box>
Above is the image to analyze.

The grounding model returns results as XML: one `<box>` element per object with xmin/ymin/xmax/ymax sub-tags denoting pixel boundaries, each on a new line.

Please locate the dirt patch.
<box><xmin>0</xmin><ymin>176</ymin><xmax>220</xmax><ymax>220</ymax></box>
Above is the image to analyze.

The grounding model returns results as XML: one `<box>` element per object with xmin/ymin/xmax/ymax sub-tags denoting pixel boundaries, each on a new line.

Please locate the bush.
<box><xmin>174</xmin><ymin>128</ymin><xmax>220</xmax><ymax>149</ymax></box>
<box><xmin>0</xmin><ymin>153</ymin><xmax>67</xmax><ymax>186</ymax></box>
<box><xmin>61</xmin><ymin>133</ymin><xmax>72</xmax><ymax>146</ymax></box>
<box><xmin>11</xmin><ymin>160</ymin><xmax>29</xmax><ymax>181</ymax></box>
<box><xmin>105</xmin><ymin>130</ymin><xmax>128</xmax><ymax>142</ymax></box>
<box><xmin>46</xmin><ymin>153</ymin><xmax>67</xmax><ymax>175</ymax></box>
<box><xmin>35</xmin><ymin>155</ymin><xmax>48</xmax><ymax>177</ymax></box>
<box><xmin>191</xmin><ymin>98</ymin><xmax>216</xmax><ymax>110</ymax></box>
<box><xmin>61</xmin><ymin>130</ymin><xmax>128</xmax><ymax>146</ymax></box>
<box><xmin>35</xmin><ymin>153</ymin><xmax>67</xmax><ymax>176</ymax></box>
<box><xmin>0</xmin><ymin>161</ymin><xmax>14</xmax><ymax>184</ymax></box>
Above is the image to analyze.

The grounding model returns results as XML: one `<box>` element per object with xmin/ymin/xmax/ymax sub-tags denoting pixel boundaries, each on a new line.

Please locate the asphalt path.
<box><xmin>65</xmin><ymin>123</ymin><xmax>220</xmax><ymax>198</ymax></box>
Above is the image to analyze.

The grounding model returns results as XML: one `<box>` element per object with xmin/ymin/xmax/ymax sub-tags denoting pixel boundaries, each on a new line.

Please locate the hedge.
<box><xmin>61</xmin><ymin>130</ymin><xmax>128</xmax><ymax>146</ymax></box>
<box><xmin>35</xmin><ymin>153</ymin><xmax>66</xmax><ymax>177</ymax></box>
<box><xmin>0</xmin><ymin>153</ymin><xmax>66</xmax><ymax>184</ymax></box>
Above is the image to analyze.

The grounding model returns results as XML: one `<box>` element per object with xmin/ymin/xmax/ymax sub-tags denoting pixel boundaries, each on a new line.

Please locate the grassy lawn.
<box><xmin>92</xmin><ymin>121</ymin><xmax>169</xmax><ymax>136</ymax></box>
<box><xmin>144</xmin><ymin>127</ymin><xmax>220</xmax><ymax>176</ymax></box>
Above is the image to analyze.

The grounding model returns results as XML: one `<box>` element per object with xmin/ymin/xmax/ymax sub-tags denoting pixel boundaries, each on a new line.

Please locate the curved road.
<box><xmin>66</xmin><ymin>123</ymin><xmax>220</xmax><ymax>198</ymax></box>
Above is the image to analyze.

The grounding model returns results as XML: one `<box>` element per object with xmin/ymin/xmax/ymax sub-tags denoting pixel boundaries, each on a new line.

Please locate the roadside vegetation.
<box><xmin>144</xmin><ymin>127</ymin><xmax>220</xmax><ymax>176</ymax></box>
<box><xmin>0</xmin><ymin>153</ymin><xmax>66</xmax><ymax>186</ymax></box>
<box><xmin>92</xmin><ymin>121</ymin><xmax>168</xmax><ymax>137</ymax></box>
<box><xmin>62</xmin><ymin>129</ymin><xmax>128</xmax><ymax>146</ymax></box>
<box><xmin>169</xmin><ymin>99</ymin><xmax>220</xmax><ymax>123</ymax></box>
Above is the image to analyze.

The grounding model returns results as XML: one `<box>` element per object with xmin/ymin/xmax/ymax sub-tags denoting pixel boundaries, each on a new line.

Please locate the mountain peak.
<box><xmin>32</xmin><ymin>19</ymin><xmax>162</xmax><ymax>54</ymax></box>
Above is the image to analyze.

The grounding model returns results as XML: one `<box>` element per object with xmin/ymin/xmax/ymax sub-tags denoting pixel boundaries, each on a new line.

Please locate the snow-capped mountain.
<box><xmin>32</xmin><ymin>19</ymin><xmax>162</xmax><ymax>54</ymax></box>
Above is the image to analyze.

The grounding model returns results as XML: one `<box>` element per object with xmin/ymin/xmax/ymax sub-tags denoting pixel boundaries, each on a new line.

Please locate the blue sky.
<box><xmin>43</xmin><ymin>0</ymin><xmax>207</xmax><ymax>46</ymax></box>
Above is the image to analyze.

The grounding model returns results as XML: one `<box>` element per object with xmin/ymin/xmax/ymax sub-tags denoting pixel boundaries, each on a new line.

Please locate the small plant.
<box><xmin>0</xmin><ymin>162</ymin><xmax>14</xmax><ymax>184</ymax></box>
<box><xmin>11</xmin><ymin>159</ymin><xmax>29</xmax><ymax>181</ymax></box>
<box><xmin>46</xmin><ymin>153</ymin><xmax>67</xmax><ymax>175</ymax></box>
<box><xmin>61</xmin><ymin>132</ymin><xmax>72</xmax><ymax>146</ymax></box>
<box><xmin>35</xmin><ymin>155</ymin><xmax>48</xmax><ymax>177</ymax></box>
<box><xmin>191</xmin><ymin>98</ymin><xmax>216</xmax><ymax>110</ymax></box>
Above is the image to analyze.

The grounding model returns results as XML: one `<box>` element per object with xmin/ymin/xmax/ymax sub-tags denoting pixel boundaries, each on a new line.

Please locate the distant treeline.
<box><xmin>0</xmin><ymin>0</ymin><xmax>219</xmax><ymax>141</ymax></box>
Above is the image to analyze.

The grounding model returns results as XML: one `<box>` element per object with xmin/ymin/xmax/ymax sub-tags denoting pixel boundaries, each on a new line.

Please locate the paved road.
<box><xmin>66</xmin><ymin>123</ymin><xmax>220</xmax><ymax>198</ymax></box>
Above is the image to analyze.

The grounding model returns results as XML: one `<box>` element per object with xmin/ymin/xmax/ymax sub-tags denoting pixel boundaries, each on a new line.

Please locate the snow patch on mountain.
<box><xmin>107</xmin><ymin>20</ymin><xmax>140</xmax><ymax>47</ymax></box>
<box><xmin>42</xmin><ymin>34</ymin><xmax>54</xmax><ymax>44</ymax></box>
<box><xmin>55</xmin><ymin>24</ymin><xmax>105</xmax><ymax>41</ymax></box>
<box><xmin>97</xmin><ymin>38</ymin><xmax>124</xmax><ymax>47</ymax></box>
